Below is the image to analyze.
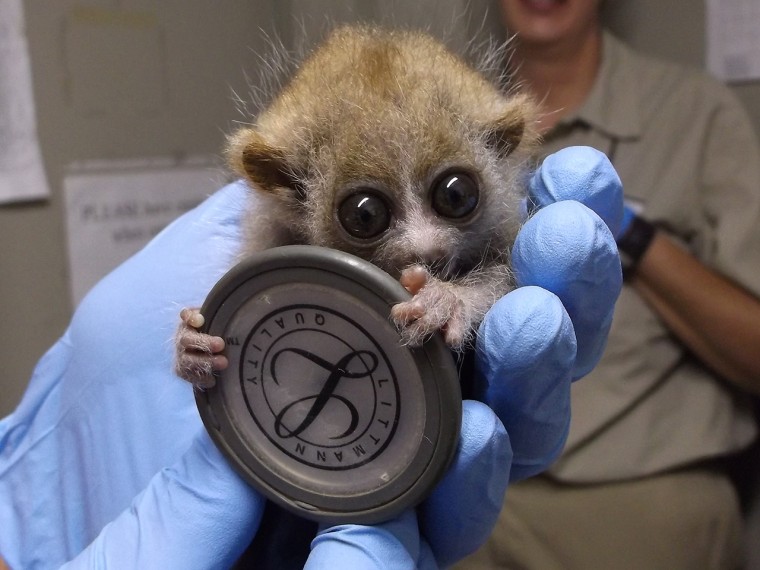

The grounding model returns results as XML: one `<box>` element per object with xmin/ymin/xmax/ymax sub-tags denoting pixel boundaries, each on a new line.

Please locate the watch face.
<box><xmin>195</xmin><ymin>245</ymin><xmax>461</xmax><ymax>524</ymax></box>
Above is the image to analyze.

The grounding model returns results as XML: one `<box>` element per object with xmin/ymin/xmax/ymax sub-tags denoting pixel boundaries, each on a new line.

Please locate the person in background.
<box><xmin>457</xmin><ymin>0</ymin><xmax>760</xmax><ymax>568</ymax></box>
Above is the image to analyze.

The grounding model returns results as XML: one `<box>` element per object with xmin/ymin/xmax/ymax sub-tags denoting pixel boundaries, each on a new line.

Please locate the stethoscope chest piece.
<box><xmin>195</xmin><ymin>245</ymin><xmax>461</xmax><ymax>524</ymax></box>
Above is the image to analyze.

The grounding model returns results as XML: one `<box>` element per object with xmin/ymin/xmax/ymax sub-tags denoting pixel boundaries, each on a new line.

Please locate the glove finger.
<box><xmin>308</xmin><ymin>401</ymin><xmax>512</xmax><ymax>570</ymax></box>
<box><xmin>528</xmin><ymin>145</ymin><xmax>624</xmax><ymax>236</ymax></box>
<box><xmin>307</xmin><ymin>511</ymin><xmax>422</xmax><ymax>570</ymax></box>
<box><xmin>65</xmin><ymin>430</ymin><xmax>265</xmax><ymax>569</ymax></box>
<box><xmin>419</xmin><ymin>400</ymin><xmax>512</xmax><ymax>568</ymax></box>
<box><xmin>474</xmin><ymin>287</ymin><xmax>574</xmax><ymax>481</ymax></box>
<box><xmin>513</xmin><ymin>200</ymin><xmax>621</xmax><ymax>379</ymax></box>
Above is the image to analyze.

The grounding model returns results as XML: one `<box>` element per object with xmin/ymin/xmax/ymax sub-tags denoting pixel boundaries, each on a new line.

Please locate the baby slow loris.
<box><xmin>176</xmin><ymin>24</ymin><xmax>539</xmax><ymax>387</ymax></box>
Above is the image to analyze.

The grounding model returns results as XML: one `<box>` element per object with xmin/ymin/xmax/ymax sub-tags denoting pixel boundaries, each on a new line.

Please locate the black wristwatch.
<box><xmin>617</xmin><ymin>215</ymin><xmax>657</xmax><ymax>280</ymax></box>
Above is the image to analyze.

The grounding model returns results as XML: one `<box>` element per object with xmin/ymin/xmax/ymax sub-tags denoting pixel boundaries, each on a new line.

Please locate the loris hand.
<box><xmin>174</xmin><ymin>308</ymin><xmax>228</xmax><ymax>388</ymax></box>
<box><xmin>390</xmin><ymin>265</ymin><xmax>473</xmax><ymax>349</ymax></box>
<box><xmin>391</xmin><ymin>261</ymin><xmax>513</xmax><ymax>351</ymax></box>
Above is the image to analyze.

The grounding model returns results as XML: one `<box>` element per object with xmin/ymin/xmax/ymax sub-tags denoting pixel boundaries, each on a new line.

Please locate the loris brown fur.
<box><xmin>176</xmin><ymin>24</ymin><xmax>539</xmax><ymax>386</ymax></box>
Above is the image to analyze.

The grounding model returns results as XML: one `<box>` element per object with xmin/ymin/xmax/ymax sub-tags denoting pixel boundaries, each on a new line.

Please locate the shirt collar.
<box><xmin>556</xmin><ymin>31</ymin><xmax>642</xmax><ymax>141</ymax></box>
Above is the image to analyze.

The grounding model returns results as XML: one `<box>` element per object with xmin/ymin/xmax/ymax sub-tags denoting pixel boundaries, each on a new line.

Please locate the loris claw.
<box><xmin>174</xmin><ymin>308</ymin><xmax>228</xmax><ymax>388</ymax></box>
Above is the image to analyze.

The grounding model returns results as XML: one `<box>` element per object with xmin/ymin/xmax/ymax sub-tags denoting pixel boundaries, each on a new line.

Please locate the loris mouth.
<box><xmin>422</xmin><ymin>257</ymin><xmax>475</xmax><ymax>281</ymax></box>
<box><xmin>425</xmin><ymin>258</ymin><xmax>453</xmax><ymax>279</ymax></box>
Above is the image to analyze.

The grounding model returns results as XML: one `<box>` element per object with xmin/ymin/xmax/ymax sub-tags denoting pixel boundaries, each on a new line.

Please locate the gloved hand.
<box><xmin>308</xmin><ymin>400</ymin><xmax>510</xmax><ymax>569</ymax></box>
<box><xmin>62</xmin><ymin>430</ymin><xmax>266</xmax><ymax>569</ymax></box>
<box><xmin>61</xmin><ymin>400</ymin><xmax>508</xmax><ymax>570</ymax></box>
<box><xmin>474</xmin><ymin>146</ymin><xmax>623</xmax><ymax>482</ymax></box>
<box><xmin>1</xmin><ymin>147</ymin><xmax>621</xmax><ymax>570</ymax></box>
<box><xmin>301</xmin><ymin>146</ymin><xmax>624</xmax><ymax>568</ymax></box>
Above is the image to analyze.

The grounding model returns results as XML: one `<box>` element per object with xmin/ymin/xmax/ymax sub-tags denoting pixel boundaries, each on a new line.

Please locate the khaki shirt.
<box><xmin>543</xmin><ymin>33</ymin><xmax>760</xmax><ymax>482</ymax></box>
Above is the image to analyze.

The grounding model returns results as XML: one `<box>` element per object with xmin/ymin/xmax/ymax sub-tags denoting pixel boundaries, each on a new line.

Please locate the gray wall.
<box><xmin>3</xmin><ymin>0</ymin><xmax>760</xmax><ymax>414</ymax></box>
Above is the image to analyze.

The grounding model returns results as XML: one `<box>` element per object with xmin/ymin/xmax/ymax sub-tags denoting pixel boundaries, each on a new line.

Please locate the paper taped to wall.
<box><xmin>63</xmin><ymin>156</ymin><xmax>228</xmax><ymax>307</ymax></box>
<box><xmin>0</xmin><ymin>0</ymin><xmax>50</xmax><ymax>203</ymax></box>
<box><xmin>707</xmin><ymin>0</ymin><xmax>760</xmax><ymax>83</ymax></box>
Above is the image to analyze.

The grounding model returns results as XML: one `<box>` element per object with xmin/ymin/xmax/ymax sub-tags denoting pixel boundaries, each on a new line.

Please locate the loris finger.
<box><xmin>392</xmin><ymin>300</ymin><xmax>445</xmax><ymax>346</ymax></box>
<box><xmin>174</xmin><ymin>353</ymin><xmax>227</xmax><ymax>388</ymax></box>
<box><xmin>442</xmin><ymin>320</ymin><xmax>467</xmax><ymax>350</ymax></box>
<box><xmin>399</xmin><ymin>310</ymin><xmax>468</xmax><ymax>351</ymax></box>
<box><xmin>180</xmin><ymin>307</ymin><xmax>206</xmax><ymax>329</ymax></box>
<box><xmin>399</xmin><ymin>265</ymin><xmax>430</xmax><ymax>295</ymax></box>
<box><xmin>390</xmin><ymin>299</ymin><xmax>426</xmax><ymax>325</ymax></box>
<box><xmin>179</xmin><ymin>328</ymin><xmax>226</xmax><ymax>354</ymax></box>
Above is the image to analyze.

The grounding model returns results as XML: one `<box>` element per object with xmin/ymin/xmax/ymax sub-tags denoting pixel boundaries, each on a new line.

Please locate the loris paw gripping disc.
<box><xmin>194</xmin><ymin>245</ymin><xmax>461</xmax><ymax>524</ymax></box>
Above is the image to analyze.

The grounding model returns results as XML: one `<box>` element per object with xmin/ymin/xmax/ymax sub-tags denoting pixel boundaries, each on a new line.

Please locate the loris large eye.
<box><xmin>338</xmin><ymin>191</ymin><xmax>392</xmax><ymax>240</ymax></box>
<box><xmin>431</xmin><ymin>172</ymin><xmax>479</xmax><ymax>219</ymax></box>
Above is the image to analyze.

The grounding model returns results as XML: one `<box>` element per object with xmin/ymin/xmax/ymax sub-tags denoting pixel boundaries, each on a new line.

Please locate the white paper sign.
<box><xmin>64</xmin><ymin>157</ymin><xmax>228</xmax><ymax>306</ymax></box>
<box><xmin>0</xmin><ymin>0</ymin><xmax>50</xmax><ymax>203</ymax></box>
<box><xmin>707</xmin><ymin>0</ymin><xmax>760</xmax><ymax>83</ymax></box>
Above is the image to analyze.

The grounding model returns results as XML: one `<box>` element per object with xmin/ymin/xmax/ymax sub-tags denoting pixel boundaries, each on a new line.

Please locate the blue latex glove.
<box><xmin>0</xmin><ymin>146</ymin><xmax>622</xmax><ymax>569</ymax></box>
<box><xmin>307</xmin><ymin>400</ymin><xmax>509</xmax><ymax>569</ymax></box>
<box><xmin>619</xmin><ymin>202</ymin><xmax>637</xmax><ymax>237</ymax></box>
<box><xmin>474</xmin><ymin>146</ymin><xmax>623</xmax><ymax>481</ymax></box>
<box><xmin>60</xmin><ymin>401</ymin><xmax>508</xmax><ymax>570</ymax></box>
<box><xmin>62</xmin><ymin>430</ymin><xmax>267</xmax><ymax>568</ymax></box>
<box><xmin>0</xmin><ymin>183</ymin><xmax>253</xmax><ymax>570</ymax></box>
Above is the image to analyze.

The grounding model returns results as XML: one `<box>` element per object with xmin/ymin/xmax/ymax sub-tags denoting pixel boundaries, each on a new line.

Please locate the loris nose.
<box><xmin>416</xmin><ymin>247</ymin><xmax>449</xmax><ymax>275</ymax></box>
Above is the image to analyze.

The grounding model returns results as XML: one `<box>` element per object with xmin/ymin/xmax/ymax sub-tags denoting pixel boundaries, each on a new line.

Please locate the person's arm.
<box><xmin>629</xmin><ymin>230</ymin><xmax>760</xmax><ymax>394</ymax></box>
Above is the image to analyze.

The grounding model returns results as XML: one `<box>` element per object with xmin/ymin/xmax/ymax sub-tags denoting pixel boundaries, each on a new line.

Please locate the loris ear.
<box><xmin>484</xmin><ymin>94</ymin><xmax>539</xmax><ymax>157</ymax></box>
<box><xmin>226</xmin><ymin>128</ymin><xmax>301</xmax><ymax>197</ymax></box>
<box><xmin>487</xmin><ymin>112</ymin><xmax>524</xmax><ymax>156</ymax></box>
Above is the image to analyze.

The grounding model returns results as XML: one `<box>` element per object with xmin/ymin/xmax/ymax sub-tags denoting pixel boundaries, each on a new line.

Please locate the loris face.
<box><xmin>224</xmin><ymin>24</ymin><xmax>539</xmax><ymax>348</ymax></box>
<box><xmin>228</xmin><ymin>25</ymin><xmax>538</xmax><ymax>278</ymax></box>
<box><xmin>293</xmin><ymin>91</ymin><xmax>532</xmax><ymax>283</ymax></box>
